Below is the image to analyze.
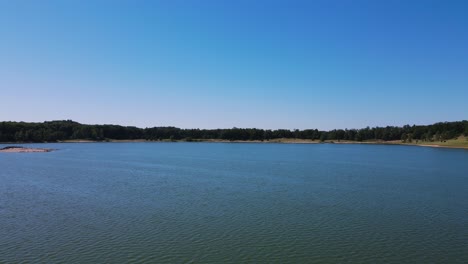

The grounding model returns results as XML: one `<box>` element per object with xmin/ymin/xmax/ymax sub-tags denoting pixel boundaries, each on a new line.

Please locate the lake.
<box><xmin>0</xmin><ymin>142</ymin><xmax>467</xmax><ymax>263</ymax></box>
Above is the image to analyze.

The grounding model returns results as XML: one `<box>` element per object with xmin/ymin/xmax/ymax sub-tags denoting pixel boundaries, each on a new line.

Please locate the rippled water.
<box><xmin>0</xmin><ymin>143</ymin><xmax>467</xmax><ymax>263</ymax></box>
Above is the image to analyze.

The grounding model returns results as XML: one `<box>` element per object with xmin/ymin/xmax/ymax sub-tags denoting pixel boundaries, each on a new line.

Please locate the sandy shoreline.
<box><xmin>1</xmin><ymin>139</ymin><xmax>466</xmax><ymax>150</ymax></box>
<box><xmin>179</xmin><ymin>138</ymin><xmax>468</xmax><ymax>149</ymax></box>
<box><xmin>327</xmin><ymin>139</ymin><xmax>468</xmax><ymax>149</ymax></box>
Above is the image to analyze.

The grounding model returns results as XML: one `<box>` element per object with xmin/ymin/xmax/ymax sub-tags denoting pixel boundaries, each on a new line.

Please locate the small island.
<box><xmin>0</xmin><ymin>146</ymin><xmax>54</xmax><ymax>153</ymax></box>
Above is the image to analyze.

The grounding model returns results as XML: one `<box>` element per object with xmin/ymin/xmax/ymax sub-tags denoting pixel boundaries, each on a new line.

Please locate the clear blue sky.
<box><xmin>1</xmin><ymin>0</ymin><xmax>467</xmax><ymax>130</ymax></box>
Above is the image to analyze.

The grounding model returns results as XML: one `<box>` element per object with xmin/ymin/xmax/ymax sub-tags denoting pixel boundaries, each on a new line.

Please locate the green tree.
<box><xmin>319</xmin><ymin>133</ymin><xmax>327</xmax><ymax>142</ymax></box>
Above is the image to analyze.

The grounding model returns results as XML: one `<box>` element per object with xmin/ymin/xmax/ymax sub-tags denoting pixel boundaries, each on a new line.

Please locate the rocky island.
<box><xmin>0</xmin><ymin>146</ymin><xmax>54</xmax><ymax>153</ymax></box>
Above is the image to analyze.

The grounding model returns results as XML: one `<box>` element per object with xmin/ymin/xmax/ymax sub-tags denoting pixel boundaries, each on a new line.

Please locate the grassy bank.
<box><xmin>328</xmin><ymin>136</ymin><xmax>468</xmax><ymax>149</ymax></box>
<box><xmin>398</xmin><ymin>136</ymin><xmax>468</xmax><ymax>149</ymax></box>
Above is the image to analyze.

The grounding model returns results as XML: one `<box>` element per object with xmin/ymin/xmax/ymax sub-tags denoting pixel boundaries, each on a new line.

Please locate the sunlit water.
<box><xmin>1</xmin><ymin>143</ymin><xmax>467</xmax><ymax>263</ymax></box>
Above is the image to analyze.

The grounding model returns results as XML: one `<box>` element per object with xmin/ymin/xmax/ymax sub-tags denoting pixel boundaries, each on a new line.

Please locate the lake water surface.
<box><xmin>1</xmin><ymin>143</ymin><xmax>467</xmax><ymax>263</ymax></box>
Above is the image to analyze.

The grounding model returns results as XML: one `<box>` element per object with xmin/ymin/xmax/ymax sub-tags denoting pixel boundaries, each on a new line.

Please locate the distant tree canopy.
<box><xmin>0</xmin><ymin>120</ymin><xmax>466</xmax><ymax>143</ymax></box>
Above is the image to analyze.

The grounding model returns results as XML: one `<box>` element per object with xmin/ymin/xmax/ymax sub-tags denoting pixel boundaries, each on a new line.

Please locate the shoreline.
<box><xmin>332</xmin><ymin>140</ymin><xmax>468</xmax><ymax>150</ymax></box>
<box><xmin>1</xmin><ymin>138</ymin><xmax>467</xmax><ymax>150</ymax></box>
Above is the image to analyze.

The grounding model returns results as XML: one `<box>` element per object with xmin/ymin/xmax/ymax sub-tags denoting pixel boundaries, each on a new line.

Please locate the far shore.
<box><xmin>65</xmin><ymin>137</ymin><xmax>468</xmax><ymax>149</ymax></box>
<box><xmin>2</xmin><ymin>137</ymin><xmax>467</xmax><ymax>150</ymax></box>
<box><xmin>330</xmin><ymin>139</ymin><xmax>468</xmax><ymax>149</ymax></box>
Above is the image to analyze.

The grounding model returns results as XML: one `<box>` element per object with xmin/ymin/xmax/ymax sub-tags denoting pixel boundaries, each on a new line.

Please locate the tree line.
<box><xmin>0</xmin><ymin>120</ymin><xmax>467</xmax><ymax>143</ymax></box>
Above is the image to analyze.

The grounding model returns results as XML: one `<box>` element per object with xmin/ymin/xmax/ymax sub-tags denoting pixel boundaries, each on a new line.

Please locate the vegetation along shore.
<box><xmin>0</xmin><ymin>120</ymin><xmax>467</xmax><ymax>149</ymax></box>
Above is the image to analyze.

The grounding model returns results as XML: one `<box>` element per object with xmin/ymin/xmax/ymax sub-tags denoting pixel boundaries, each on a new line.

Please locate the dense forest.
<box><xmin>0</xmin><ymin>120</ymin><xmax>467</xmax><ymax>143</ymax></box>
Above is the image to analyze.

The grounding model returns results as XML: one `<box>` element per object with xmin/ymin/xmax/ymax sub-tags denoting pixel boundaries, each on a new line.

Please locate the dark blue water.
<box><xmin>1</xmin><ymin>143</ymin><xmax>467</xmax><ymax>263</ymax></box>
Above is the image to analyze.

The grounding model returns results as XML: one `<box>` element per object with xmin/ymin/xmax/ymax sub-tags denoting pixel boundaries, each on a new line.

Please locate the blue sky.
<box><xmin>1</xmin><ymin>0</ymin><xmax>467</xmax><ymax>130</ymax></box>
